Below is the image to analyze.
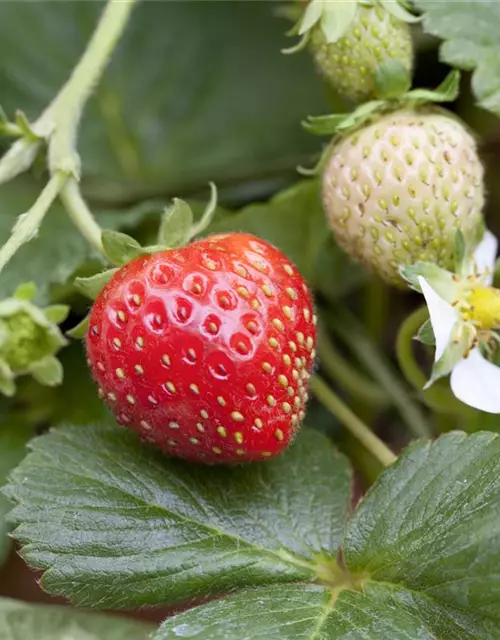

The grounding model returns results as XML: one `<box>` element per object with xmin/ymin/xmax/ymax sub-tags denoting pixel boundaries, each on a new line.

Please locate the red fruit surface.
<box><xmin>86</xmin><ymin>233</ymin><xmax>316</xmax><ymax>463</ymax></box>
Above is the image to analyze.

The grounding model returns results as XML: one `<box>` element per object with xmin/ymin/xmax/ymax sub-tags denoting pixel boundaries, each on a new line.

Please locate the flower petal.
<box><xmin>473</xmin><ymin>230</ymin><xmax>498</xmax><ymax>284</ymax></box>
<box><xmin>450</xmin><ymin>348</ymin><xmax>500</xmax><ymax>413</ymax></box>
<box><xmin>418</xmin><ymin>276</ymin><xmax>458</xmax><ymax>361</ymax></box>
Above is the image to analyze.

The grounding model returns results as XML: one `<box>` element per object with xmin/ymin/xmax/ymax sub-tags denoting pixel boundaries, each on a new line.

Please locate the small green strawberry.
<box><xmin>0</xmin><ymin>282</ymin><xmax>69</xmax><ymax>396</ymax></box>
<box><xmin>284</xmin><ymin>0</ymin><xmax>417</xmax><ymax>104</ymax></box>
<box><xmin>321</xmin><ymin>107</ymin><xmax>485</xmax><ymax>286</ymax></box>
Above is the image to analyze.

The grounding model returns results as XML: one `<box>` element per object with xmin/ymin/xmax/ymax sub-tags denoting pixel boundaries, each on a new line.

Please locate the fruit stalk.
<box><xmin>60</xmin><ymin>178</ymin><xmax>105</xmax><ymax>257</ymax></box>
<box><xmin>310</xmin><ymin>375</ymin><xmax>396</xmax><ymax>467</ymax></box>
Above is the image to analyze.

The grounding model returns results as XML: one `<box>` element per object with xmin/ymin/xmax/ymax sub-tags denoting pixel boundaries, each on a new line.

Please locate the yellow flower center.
<box><xmin>463</xmin><ymin>286</ymin><xmax>500</xmax><ymax>330</ymax></box>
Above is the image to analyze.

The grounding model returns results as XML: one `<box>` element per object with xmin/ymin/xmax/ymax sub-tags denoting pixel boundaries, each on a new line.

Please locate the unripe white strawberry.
<box><xmin>322</xmin><ymin>109</ymin><xmax>485</xmax><ymax>286</ymax></box>
<box><xmin>309</xmin><ymin>4</ymin><xmax>413</xmax><ymax>103</ymax></box>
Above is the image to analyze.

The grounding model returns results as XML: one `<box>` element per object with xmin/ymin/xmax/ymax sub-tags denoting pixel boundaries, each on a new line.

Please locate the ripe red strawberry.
<box><xmin>86</xmin><ymin>233</ymin><xmax>316</xmax><ymax>463</ymax></box>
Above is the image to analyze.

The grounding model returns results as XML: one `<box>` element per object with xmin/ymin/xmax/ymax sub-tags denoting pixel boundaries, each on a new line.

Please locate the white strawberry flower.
<box><xmin>401</xmin><ymin>230</ymin><xmax>500</xmax><ymax>413</ymax></box>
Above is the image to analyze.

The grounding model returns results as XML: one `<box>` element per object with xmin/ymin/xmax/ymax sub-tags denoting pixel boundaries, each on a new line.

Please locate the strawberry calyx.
<box><xmin>67</xmin><ymin>184</ymin><xmax>217</xmax><ymax>338</ymax></box>
<box><xmin>282</xmin><ymin>0</ymin><xmax>418</xmax><ymax>55</ymax></box>
<box><xmin>300</xmin><ymin>69</ymin><xmax>461</xmax><ymax>175</ymax></box>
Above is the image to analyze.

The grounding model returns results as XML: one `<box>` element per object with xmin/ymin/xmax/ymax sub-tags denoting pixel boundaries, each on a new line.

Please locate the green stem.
<box><xmin>45</xmin><ymin>0</ymin><xmax>138</xmax><ymax>176</ymax></box>
<box><xmin>317</xmin><ymin>325</ymin><xmax>388</xmax><ymax>407</ymax></box>
<box><xmin>0</xmin><ymin>122</ymin><xmax>23</xmax><ymax>137</ymax></box>
<box><xmin>59</xmin><ymin>178</ymin><xmax>105</xmax><ymax>257</ymax></box>
<box><xmin>0</xmin><ymin>173</ymin><xmax>65</xmax><ymax>273</ymax></box>
<box><xmin>396</xmin><ymin>305</ymin><xmax>475</xmax><ymax>418</ymax></box>
<box><xmin>0</xmin><ymin>0</ymin><xmax>136</xmax><ymax>275</ymax></box>
<box><xmin>395</xmin><ymin>305</ymin><xmax>429</xmax><ymax>390</ymax></box>
<box><xmin>364</xmin><ymin>277</ymin><xmax>388</xmax><ymax>343</ymax></box>
<box><xmin>327</xmin><ymin>306</ymin><xmax>433</xmax><ymax>439</ymax></box>
<box><xmin>311</xmin><ymin>376</ymin><xmax>397</xmax><ymax>468</ymax></box>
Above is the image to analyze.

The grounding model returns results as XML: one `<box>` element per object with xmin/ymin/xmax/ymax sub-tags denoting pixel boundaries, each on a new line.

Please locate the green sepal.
<box><xmin>281</xmin><ymin>32</ymin><xmax>309</xmax><ymax>55</ymax></box>
<box><xmin>303</xmin><ymin>101</ymin><xmax>384</xmax><ymax>136</ymax></box>
<box><xmin>0</xmin><ymin>360</ymin><xmax>15</xmax><ymax>397</ymax></box>
<box><xmin>297</xmin><ymin>0</ymin><xmax>325</xmax><ymax>36</ymax></box>
<box><xmin>74</xmin><ymin>269</ymin><xmax>118</xmax><ymax>301</ymax></box>
<box><xmin>44</xmin><ymin>304</ymin><xmax>70</xmax><ymax>325</ymax></box>
<box><xmin>415</xmin><ymin>318</ymin><xmax>435</xmax><ymax>346</ymax></box>
<box><xmin>375</xmin><ymin>60</ymin><xmax>412</xmax><ymax>100</ymax></box>
<box><xmin>304</xmin><ymin>71</ymin><xmax>461</xmax><ymax>140</ymax></box>
<box><xmin>157</xmin><ymin>199</ymin><xmax>193</xmax><ymax>248</ymax></box>
<box><xmin>101</xmin><ymin>230</ymin><xmax>144</xmax><ymax>266</ymax></box>
<box><xmin>406</xmin><ymin>69</ymin><xmax>461</xmax><ymax>104</ymax></box>
<box><xmin>425</xmin><ymin>321</ymin><xmax>471</xmax><ymax>388</ymax></box>
<box><xmin>13</xmin><ymin>281</ymin><xmax>36</xmax><ymax>301</ymax></box>
<box><xmin>379</xmin><ymin>0</ymin><xmax>421</xmax><ymax>23</ymax></box>
<box><xmin>29</xmin><ymin>355</ymin><xmax>63</xmax><ymax>387</ymax></box>
<box><xmin>399</xmin><ymin>262</ymin><xmax>457</xmax><ymax>300</ymax></box>
<box><xmin>66</xmin><ymin>315</ymin><xmax>90</xmax><ymax>340</ymax></box>
<box><xmin>297</xmin><ymin>142</ymin><xmax>335</xmax><ymax>177</ymax></box>
<box><xmin>14</xmin><ymin>110</ymin><xmax>39</xmax><ymax>142</ymax></box>
<box><xmin>319</xmin><ymin>0</ymin><xmax>358</xmax><ymax>44</ymax></box>
<box><xmin>188</xmin><ymin>182</ymin><xmax>218</xmax><ymax>239</ymax></box>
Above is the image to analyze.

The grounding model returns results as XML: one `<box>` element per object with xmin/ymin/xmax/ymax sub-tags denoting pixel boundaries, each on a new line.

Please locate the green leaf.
<box><xmin>4</xmin><ymin>427</ymin><xmax>351</xmax><ymax>609</ymax></box>
<box><xmin>405</xmin><ymin>69</ymin><xmax>461</xmax><ymax>103</ymax></box>
<box><xmin>0</xmin><ymin>179</ymin><xmax>163</xmax><ymax>304</ymax></box>
<box><xmin>209</xmin><ymin>180</ymin><xmax>365</xmax><ymax>295</ymax></box>
<box><xmin>73</xmin><ymin>269</ymin><xmax>118</xmax><ymax>301</ymax></box>
<box><xmin>157</xmin><ymin>199</ymin><xmax>193</xmax><ymax>248</ymax></box>
<box><xmin>413</xmin><ymin>1</ymin><xmax>500</xmax><ymax>115</ymax></box>
<box><xmin>101</xmin><ymin>230</ymin><xmax>143</xmax><ymax>266</ymax></box>
<box><xmin>0</xmin><ymin>423</ymin><xmax>33</xmax><ymax>566</ymax></box>
<box><xmin>0</xmin><ymin>597</ymin><xmax>153</xmax><ymax>639</ymax></box>
<box><xmin>152</xmin><ymin>583</ymin><xmax>435</xmax><ymax>640</ymax></box>
<box><xmin>374</xmin><ymin>60</ymin><xmax>412</xmax><ymax>100</ymax></box>
<box><xmin>0</xmin><ymin>3</ymin><xmax>328</xmax><ymax>202</ymax></box>
<box><xmin>345</xmin><ymin>432</ymin><xmax>500</xmax><ymax>638</ymax></box>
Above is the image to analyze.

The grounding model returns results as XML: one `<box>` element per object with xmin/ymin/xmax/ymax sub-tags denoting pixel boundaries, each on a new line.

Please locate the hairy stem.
<box><xmin>0</xmin><ymin>174</ymin><xmax>65</xmax><ymax>273</ymax></box>
<box><xmin>46</xmin><ymin>0</ymin><xmax>138</xmax><ymax>176</ymax></box>
<box><xmin>0</xmin><ymin>0</ymin><xmax>137</xmax><ymax>275</ymax></box>
<box><xmin>60</xmin><ymin>178</ymin><xmax>104</xmax><ymax>257</ymax></box>
<box><xmin>311</xmin><ymin>376</ymin><xmax>397</xmax><ymax>468</ymax></box>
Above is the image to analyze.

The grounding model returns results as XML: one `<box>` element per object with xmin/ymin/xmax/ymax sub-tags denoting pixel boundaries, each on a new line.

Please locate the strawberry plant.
<box><xmin>3</xmin><ymin>1</ymin><xmax>500</xmax><ymax>638</ymax></box>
